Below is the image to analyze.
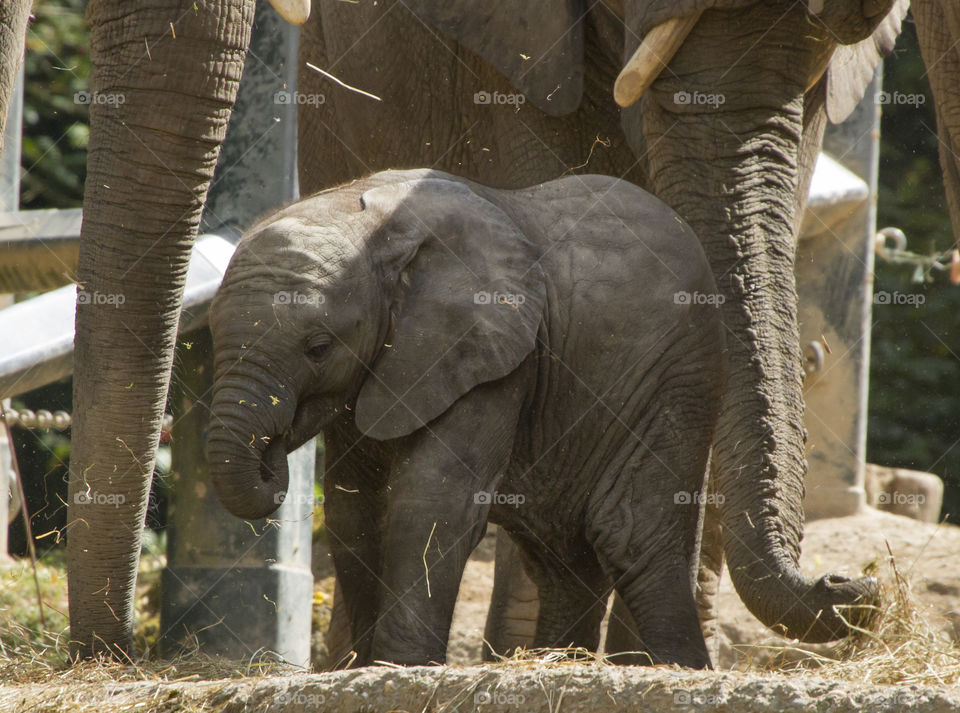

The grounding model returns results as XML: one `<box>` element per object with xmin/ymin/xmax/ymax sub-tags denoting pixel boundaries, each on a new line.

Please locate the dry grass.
<box><xmin>464</xmin><ymin>545</ymin><xmax>960</xmax><ymax>689</ymax></box>
<box><xmin>1</xmin><ymin>541</ymin><xmax>958</xmax><ymax>707</ymax></box>
<box><xmin>0</xmin><ymin>553</ymin><xmax>71</xmax><ymax>676</ymax></box>
<box><xmin>487</xmin><ymin>646</ymin><xmax>619</xmax><ymax>668</ymax></box>
<box><xmin>755</xmin><ymin>545</ymin><xmax>960</xmax><ymax>687</ymax></box>
<box><xmin>0</xmin><ymin>553</ymin><xmax>299</xmax><ymax>689</ymax></box>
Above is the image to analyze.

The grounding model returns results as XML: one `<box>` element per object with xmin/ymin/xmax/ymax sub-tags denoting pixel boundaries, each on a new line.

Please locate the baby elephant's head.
<box><xmin>207</xmin><ymin>176</ymin><xmax>545</xmax><ymax>520</ymax></box>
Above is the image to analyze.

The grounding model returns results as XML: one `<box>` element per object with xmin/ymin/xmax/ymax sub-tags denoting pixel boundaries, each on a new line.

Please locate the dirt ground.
<box><xmin>311</xmin><ymin>505</ymin><xmax>960</xmax><ymax>668</ymax></box>
<box><xmin>422</xmin><ymin>507</ymin><xmax>960</xmax><ymax>668</ymax></box>
<box><xmin>4</xmin><ymin>507</ymin><xmax>959</xmax><ymax>712</ymax></box>
<box><xmin>714</xmin><ymin>508</ymin><xmax>960</xmax><ymax>668</ymax></box>
<box><xmin>4</xmin><ymin>664</ymin><xmax>959</xmax><ymax>713</ymax></box>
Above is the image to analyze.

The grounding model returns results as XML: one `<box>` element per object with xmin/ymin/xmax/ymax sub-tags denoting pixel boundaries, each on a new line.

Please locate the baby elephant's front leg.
<box><xmin>370</xmin><ymin>381</ymin><xmax>524</xmax><ymax>664</ymax></box>
<box><xmin>371</xmin><ymin>461</ymin><xmax>486</xmax><ymax>664</ymax></box>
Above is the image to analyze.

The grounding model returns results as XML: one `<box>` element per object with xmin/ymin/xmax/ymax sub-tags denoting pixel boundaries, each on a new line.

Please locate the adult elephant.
<box><xmin>0</xmin><ymin>0</ymin><xmax>940</xmax><ymax>661</ymax></box>
<box><xmin>0</xmin><ymin>0</ymin><xmax>308</xmax><ymax>659</ymax></box>
<box><xmin>282</xmin><ymin>0</ymin><xmax>906</xmax><ymax>659</ymax></box>
<box><xmin>915</xmin><ymin>1</ymin><xmax>960</xmax><ymax>243</ymax></box>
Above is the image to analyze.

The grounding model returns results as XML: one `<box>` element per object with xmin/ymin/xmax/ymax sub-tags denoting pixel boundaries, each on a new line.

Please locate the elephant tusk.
<box><xmin>614</xmin><ymin>12</ymin><xmax>702</xmax><ymax>108</ymax></box>
<box><xmin>268</xmin><ymin>0</ymin><xmax>310</xmax><ymax>25</ymax></box>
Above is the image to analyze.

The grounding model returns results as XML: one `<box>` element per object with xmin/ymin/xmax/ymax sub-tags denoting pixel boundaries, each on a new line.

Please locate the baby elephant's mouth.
<box><xmin>260</xmin><ymin>439</ymin><xmax>290</xmax><ymax>487</ymax></box>
<box><xmin>282</xmin><ymin>396</ymin><xmax>342</xmax><ymax>452</ymax></box>
<box><xmin>279</xmin><ymin>426</ymin><xmax>316</xmax><ymax>456</ymax></box>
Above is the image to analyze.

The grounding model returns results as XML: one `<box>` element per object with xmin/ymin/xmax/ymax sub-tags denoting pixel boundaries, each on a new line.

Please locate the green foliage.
<box><xmin>869</xmin><ymin>16</ymin><xmax>960</xmax><ymax>521</ymax></box>
<box><xmin>0</xmin><ymin>552</ymin><xmax>70</xmax><ymax>664</ymax></box>
<box><xmin>20</xmin><ymin>0</ymin><xmax>90</xmax><ymax>209</ymax></box>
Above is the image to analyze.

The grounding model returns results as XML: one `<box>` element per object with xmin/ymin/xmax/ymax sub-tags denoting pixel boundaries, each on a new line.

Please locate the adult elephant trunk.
<box><xmin>0</xmin><ymin>1</ymin><xmax>32</xmax><ymax>158</ymax></box>
<box><xmin>639</xmin><ymin>5</ymin><xmax>877</xmax><ymax>642</ymax></box>
<box><xmin>66</xmin><ymin>0</ymin><xmax>255</xmax><ymax>659</ymax></box>
<box><xmin>914</xmin><ymin>0</ymin><xmax>960</xmax><ymax>245</ymax></box>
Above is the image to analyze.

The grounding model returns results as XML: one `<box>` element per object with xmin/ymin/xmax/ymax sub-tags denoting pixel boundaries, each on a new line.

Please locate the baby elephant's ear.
<box><xmin>354</xmin><ymin>178</ymin><xmax>545</xmax><ymax>441</ymax></box>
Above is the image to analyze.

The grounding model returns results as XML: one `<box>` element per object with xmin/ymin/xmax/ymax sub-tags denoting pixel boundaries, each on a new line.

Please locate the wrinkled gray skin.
<box><xmin>0</xmin><ymin>0</ymin><xmax>258</xmax><ymax>659</ymax></box>
<box><xmin>295</xmin><ymin>0</ymin><xmax>901</xmax><ymax>659</ymax></box>
<box><xmin>915</xmin><ymin>1</ymin><xmax>960</xmax><ymax>239</ymax></box>
<box><xmin>208</xmin><ymin>169</ymin><xmax>725</xmax><ymax>667</ymax></box>
<box><xmin>2</xmin><ymin>0</ymin><xmax>955</xmax><ymax>661</ymax></box>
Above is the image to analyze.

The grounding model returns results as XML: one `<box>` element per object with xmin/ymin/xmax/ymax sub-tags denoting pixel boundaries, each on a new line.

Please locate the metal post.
<box><xmin>161</xmin><ymin>1</ymin><xmax>313</xmax><ymax>666</ymax></box>
<box><xmin>0</xmin><ymin>67</ymin><xmax>24</xmax><ymax>561</ymax></box>
<box><xmin>796</xmin><ymin>69</ymin><xmax>882</xmax><ymax>518</ymax></box>
<box><xmin>0</xmin><ymin>69</ymin><xmax>21</xmax><ymax>211</ymax></box>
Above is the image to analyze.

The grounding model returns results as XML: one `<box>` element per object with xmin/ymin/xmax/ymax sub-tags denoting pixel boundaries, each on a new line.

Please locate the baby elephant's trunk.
<box><xmin>207</xmin><ymin>378</ymin><xmax>292</xmax><ymax>521</ymax></box>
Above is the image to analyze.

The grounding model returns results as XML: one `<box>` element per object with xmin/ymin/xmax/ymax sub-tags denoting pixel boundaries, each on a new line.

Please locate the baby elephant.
<box><xmin>208</xmin><ymin>169</ymin><xmax>725</xmax><ymax>668</ymax></box>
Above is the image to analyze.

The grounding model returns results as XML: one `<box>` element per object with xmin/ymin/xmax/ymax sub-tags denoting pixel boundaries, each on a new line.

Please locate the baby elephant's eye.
<box><xmin>306</xmin><ymin>334</ymin><xmax>332</xmax><ymax>362</ymax></box>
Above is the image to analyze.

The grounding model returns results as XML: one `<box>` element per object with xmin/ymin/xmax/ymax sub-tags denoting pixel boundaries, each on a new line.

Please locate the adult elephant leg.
<box><xmin>640</xmin><ymin>4</ymin><xmax>877</xmax><ymax>644</ymax></box>
<box><xmin>602</xmin><ymin>594</ymin><xmax>646</xmax><ymax>663</ymax></box>
<box><xmin>0</xmin><ymin>1</ymin><xmax>32</xmax><ymax>158</ymax></box>
<box><xmin>481</xmin><ymin>529</ymin><xmax>539</xmax><ymax>660</ymax></box>
<box><xmin>67</xmin><ymin>0</ymin><xmax>254</xmax><ymax>659</ymax></box>
<box><xmin>324</xmin><ymin>580</ymin><xmax>353</xmax><ymax>668</ymax></box>
<box><xmin>694</xmin><ymin>481</ymin><xmax>723</xmax><ymax>661</ymax></box>
<box><xmin>914</xmin><ymin>0</ymin><xmax>960</xmax><ymax>241</ymax></box>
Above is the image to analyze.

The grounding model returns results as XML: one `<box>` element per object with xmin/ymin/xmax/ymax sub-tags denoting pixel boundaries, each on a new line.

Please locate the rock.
<box><xmin>5</xmin><ymin>667</ymin><xmax>960</xmax><ymax>712</ymax></box>
<box><xmin>864</xmin><ymin>464</ymin><xmax>944</xmax><ymax>523</ymax></box>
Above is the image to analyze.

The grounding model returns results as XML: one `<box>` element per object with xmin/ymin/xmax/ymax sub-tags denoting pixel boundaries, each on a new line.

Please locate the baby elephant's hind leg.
<box><xmin>508</xmin><ymin>532</ymin><xmax>609</xmax><ymax>653</ymax></box>
<box><xmin>587</xmin><ymin>420</ymin><xmax>714</xmax><ymax>668</ymax></box>
<box><xmin>591</xmin><ymin>491</ymin><xmax>709</xmax><ymax>667</ymax></box>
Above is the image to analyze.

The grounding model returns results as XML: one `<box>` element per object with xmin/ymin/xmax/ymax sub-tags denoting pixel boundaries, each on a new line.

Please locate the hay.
<box><xmin>2</xmin><ymin>540</ymin><xmax>959</xmax><ymax>702</ymax></box>
<box><xmin>488</xmin><ymin>646</ymin><xmax>618</xmax><ymax>668</ymax></box>
<box><xmin>759</xmin><ymin>543</ymin><xmax>960</xmax><ymax>687</ymax></box>
<box><xmin>0</xmin><ymin>548</ymin><xmax>298</xmax><ymax>687</ymax></box>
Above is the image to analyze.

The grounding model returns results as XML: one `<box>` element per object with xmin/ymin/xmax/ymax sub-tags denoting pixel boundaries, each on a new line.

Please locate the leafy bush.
<box><xmin>20</xmin><ymin>0</ymin><xmax>89</xmax><ymax>209</ymax></box>
<box><xmin>870</xmin><ymin>17</ymin><xmax>960</xmax><ymax>521</ymax></box>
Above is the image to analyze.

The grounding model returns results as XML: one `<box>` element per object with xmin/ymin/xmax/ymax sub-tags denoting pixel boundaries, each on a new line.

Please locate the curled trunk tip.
<box><xmin>725</xmin><ymin>545</ymin><xmax>880</xmax><ymax>643</ymax></box>
<box><xmin>775</xmin><ymin>573</ymin><xmax>879</xmax><ymax>642</ymax></box>
<box><xmin>208</xmin><ymin>436</ymin><xmax>290</xmax><ymax>521</ymax></box>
